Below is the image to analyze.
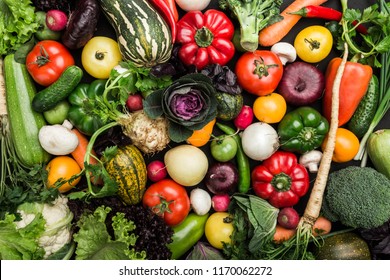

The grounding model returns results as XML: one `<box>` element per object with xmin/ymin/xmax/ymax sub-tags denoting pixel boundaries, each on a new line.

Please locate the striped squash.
<box><xmin>98</xmin><ymin>0</ymin><xmax>173</xmax><ymax>67</ymax></box>
<box><xmin>105</xmin><ymin>145</ymin><xmax>147</xmax><ymax>205</ymax></box>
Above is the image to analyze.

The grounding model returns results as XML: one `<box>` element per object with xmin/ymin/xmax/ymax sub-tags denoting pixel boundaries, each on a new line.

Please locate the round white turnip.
<box><xmin>241</xmin><ymin>122</ymin><xmax>279</xmax><ymax>161</ymax></box>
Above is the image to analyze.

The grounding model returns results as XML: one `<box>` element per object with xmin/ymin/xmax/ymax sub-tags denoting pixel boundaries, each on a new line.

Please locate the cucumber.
<box><xmin>347</xmin><ymin>75</ymin><xmax>379</xmax><ymax>138</ymax></box>
<box><xmin>3</xmin><ymin>54</ymin><xmax>50</xmax><ymax>167</ymax></box>
<box><xmin>32</xmin><ymin>65</ymin><xmax>83</xmax><ymax>112</ymax></box>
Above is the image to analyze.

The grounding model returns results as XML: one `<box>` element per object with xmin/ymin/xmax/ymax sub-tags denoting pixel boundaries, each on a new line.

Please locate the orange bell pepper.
<box><xmin>322</xmin><ymin>57</ymin><xmax>373</xmax><ymax>126</ymax></box>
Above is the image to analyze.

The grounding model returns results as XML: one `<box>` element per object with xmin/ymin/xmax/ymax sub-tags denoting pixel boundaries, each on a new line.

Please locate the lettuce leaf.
<box><xmin>73</xmin><ymin>206</ymin><xmax>146</xmax><ymax>260</ymax></box>
<box><xmin>0</xmin><ymin>212</ymin><xmax>46</xmax><ymax>260</ymax></box>
<box><xmin>0</xmin><ymin>0</ymin><xmax>39</xmax><ymax>55</ymax></box>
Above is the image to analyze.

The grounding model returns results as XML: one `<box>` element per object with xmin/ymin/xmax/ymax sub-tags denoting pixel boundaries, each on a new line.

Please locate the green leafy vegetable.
<box><xmin>219</xmin><ymin>0</ymin><xmax>283</xmax><ymax>52</ymax></box>
<box><xmin>223</xmin><ymin>194</ymin><xmax>279</xmax><ymax>259</ymax></box>
<box><xmin>73</xmin><ymin>205</ymin><xmax>146</xmax><ymax>260</ymax></box>
<box><xmin>0</xmin><ymin>0</ymin><xmax>39</xmax><ymax>55</ymax></box>
<box><xmin>0</xmin><ymin>196</ymin><xmax>74</xmax><ymax>260</ymax></box>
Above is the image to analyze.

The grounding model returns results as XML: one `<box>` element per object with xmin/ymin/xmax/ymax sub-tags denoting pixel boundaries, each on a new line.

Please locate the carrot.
<box><xmin>186</xmin><ymin>118</ymin><xmax>216</xmax><ymax>147</ymax></box>
<box><xmin>273</xmin><ymin>225</ymin><xmax>297</xmax><ymax>244</ymax></box>
<box><xmin>71</xmin><ymin>128</ymin><xmax>99</xmax><ymax>169</ymax></box>
<box><xmin>312</xmin><ymin>216</ymin><xmax>332</xmax><ymax>236</ymax></box>
<box><xmin>258</xmin><ymin>0</ymin><xmax>328</xmax><ymax>47</ymax></box>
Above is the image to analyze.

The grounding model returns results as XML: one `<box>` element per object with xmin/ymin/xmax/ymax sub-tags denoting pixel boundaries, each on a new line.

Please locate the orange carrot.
<box><xmin>71</xmin><ymin>128</ymin><xmax>98</xmax><ymax>170</ymax></box>
<box><xmin>273</xmin><ymin>225</ymin><xmax>297</xmax><ymax>244</ymax></box>
<box><xmin>259</xmin><ymin>0</ymin><xmax>328</xmax><ymax>47</ymax></box>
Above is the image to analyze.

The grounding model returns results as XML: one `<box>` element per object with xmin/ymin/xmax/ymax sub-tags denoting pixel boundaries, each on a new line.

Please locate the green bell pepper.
<box><xmin>277</xmin><ymin>106</ymin><xmax>329</xmax><ymax>154</ymax></box>
<box><xmin>67</xmin><ymin>79</ymin><xmax>107</xmax><ymax>136</ymax></box>
<box><xmin>167</xmin><ymin>213</ymin><xmax>209</xmax><ymax>260</ymax></box>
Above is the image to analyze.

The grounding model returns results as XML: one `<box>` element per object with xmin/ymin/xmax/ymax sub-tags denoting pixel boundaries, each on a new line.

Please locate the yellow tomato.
<box><xmin>205</xmin><ymin>212</ymin><xmax>234</xmax><ymax>249</ymax></box>
<box><xmin>46</xmin><ymin>156</ymin><xmax>81</xmax><ymax>193</ymax></box>
<box><xmin>252</xmin><ymin>93</ymin><xmax>287</xmax><ymax>123</ymax></box>
<box><xmin>294</xmin><ymin>25</ymin><xmax>333</xmax><ymax>63</ymax></box>
<box><xmin>321</xmin><ymin>128</ymin><xmax>360</xmax><ymax>163</ymax></box>
<box><xmin>81</xmin><ymin>36</ymin><xmax>122</xmax><ymax>79</ymax></box>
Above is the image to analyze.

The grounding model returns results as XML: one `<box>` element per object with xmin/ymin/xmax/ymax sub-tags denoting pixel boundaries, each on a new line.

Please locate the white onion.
<box><xmin>190</xmin><ymin>188</ymin><xmax>211</xmax><ymax>216</ymax></box>
<box><xmin>241</xmin><ymin>122</ymin><xmax>279</xmax><ymax>161</ymax></box>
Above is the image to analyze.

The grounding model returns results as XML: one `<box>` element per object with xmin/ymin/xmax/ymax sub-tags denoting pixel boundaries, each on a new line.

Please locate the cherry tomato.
<box><xmin>46</xmin><ymin>156</ymin><xmax>81</xmax><ymax>193</ymax></box>
<box><xmin>210</xmin><ymin>135</ymin><xmax>238</xmax><ymax>162</ymax></box>
<box><xmin>205</xmin><ymin>212</ymin><xmax>234</xmax><ymax>249</ymax></box>
<box><xmin>142</xmin><ymin>178</ymin><xmax>191</xmax><ymax>226</ymax></box>
<box><xmin>26</xmin><ymin>40</ymin><xmax>75</xmax><ymax>87</ymax></box>
<box><xmin>294</xmin><ymin>25</ymin><xmax>333</xmax><ymax>63</ymax></box>
<box><xmin>321</xmin><ymin>127</ymin><xmax>360</xmax><ymax>163</ymax></box>
<box><xmin>252</xmin><ymin>92</ymin><xmax>287</xmax><ymax>123</ymax></box>
<box><xmin>235</xmin><ymin>50</ymin><xmax>283</xmax><ymax>96</ymax></box>
<box><xmin>81</xmin><ymin>36</ymin><xmax>122</xmax><ymax>79</ymax></box>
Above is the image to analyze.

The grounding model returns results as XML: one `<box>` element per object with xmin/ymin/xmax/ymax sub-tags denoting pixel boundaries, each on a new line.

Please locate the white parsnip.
<box><xmin>266</xmin><ymin>43</ymin><xmax>349</xmax><ymax>260</ymax></box>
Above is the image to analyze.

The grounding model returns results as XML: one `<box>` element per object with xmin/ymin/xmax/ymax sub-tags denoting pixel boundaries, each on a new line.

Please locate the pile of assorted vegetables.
<box><xmin>2</xmin><ymin>0</ymin><xmax>390</xmax><ymax>260</ymax></box>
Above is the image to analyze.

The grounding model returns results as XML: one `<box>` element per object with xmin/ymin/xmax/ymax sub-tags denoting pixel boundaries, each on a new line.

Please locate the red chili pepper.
<box><xmin>163</xmin><ymin>0</ymin><xmax>179</xmax><ymax>22</ymax></box>
<box><xmin>290</xmin><ymin>5</ymin><xmax>368</xmax><ymax>35</ymax></box>
<box><xmin>148</xmin><ymin>0</ymin><xmax>177</xmax><ymax>43</ymax></box>
<box><xmin>251</xmin><ymin>151</ymin><xmax>310</xmax><ymax>208</ymax></box>
<box><xmin>176</xmin><ymin>9</ymin><xmax>235</xmax><ymax>70</ymax></box>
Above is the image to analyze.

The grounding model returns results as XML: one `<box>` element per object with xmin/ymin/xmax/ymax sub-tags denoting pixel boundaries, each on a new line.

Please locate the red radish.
<box><xmin>277</xmin><ymin>207</ymin><xmax>300</xmax><ymax>229</ymax></box>
<box><xmin>147</xmin><ymin>160</ymin><xmax>167</xmax><ymax>182</ymax></box>
<box><xmin>211</xmin><ymin>194</ymin><xmax>230</xmax><ymax>212</ymax></box>
<box><xmin>46</xmin><ymin>10</ymin><xmax>68</xmax><ymax>31</ymax></box>
<box><xmin>126</xmin><ymin>93</ymin><xmax>143</xmax><ymax>112</ymax></box>
<box><xmin>234</xmin><ymin>105</ymin><xmax>253</xmax><ymax>130</ymax></box>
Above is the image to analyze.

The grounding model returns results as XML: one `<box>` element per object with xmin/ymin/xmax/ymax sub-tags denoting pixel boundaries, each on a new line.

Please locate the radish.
<box><xmin>211</xmin><ymin>194</ymin><xmax>230</xmax><ymax>212</ymax></box>
<box><xmin>147</xmin><ymin>160</ymin><xmax>167</xmax><ymax>182</ymax></box>
<box><xmin>277</xmin><ymin>207</ymin><xmax>300</xmax><ymax>229</ymax></box>
<box><xmin>277</xmin><ymin>61</ymin><xmax>325</xmax><ymax>106</ymax></box>
<box><xmin>126</xmin><ymin>93</ymin><xmax>143</xmax><ymax>112</ymax></box>
<box><xmin>234</xmin><ymin>105</ymin><xmax>253</xmax><ymax>130</ymax></box>
<box><xmin>46</xmin><ymin>10</ymin><xmax>68</xmax><ymax>31</ymax></box>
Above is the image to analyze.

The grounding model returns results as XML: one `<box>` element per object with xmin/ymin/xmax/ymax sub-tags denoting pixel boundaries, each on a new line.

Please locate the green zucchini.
<box><xmin>32</xmin><ymin>65</ymin><xmax>83</xmax><ymax>112</ymax></box>
<box><xmin>3</xmin><ymin>54</ymin><xmax>50</xmax><ymax>167</ymax></box>
<box><xmin>347</xmin><ymin>75</ymin><xmax>379</xmax><ymax>138</ymax></box>
<box><xmin>315</xmin><ymin>232</ymin><xmax>371</xmax><ymax>260</ymax></box>
<box><xmin>98</xmin><ymin>0</ymin><xmax>172</xmax><ymax>67</ymax></box>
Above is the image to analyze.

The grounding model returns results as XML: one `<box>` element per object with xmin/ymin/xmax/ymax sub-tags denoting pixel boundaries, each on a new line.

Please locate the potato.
<box><xmin>164</xmin><ymin>144</ymin><xmax>209</xmax><ymax>186</ymax></box>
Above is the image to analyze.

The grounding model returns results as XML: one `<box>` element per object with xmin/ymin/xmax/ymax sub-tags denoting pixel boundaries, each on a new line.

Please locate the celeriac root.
<box><xmin>118</xmin><ymin>110</ymin><xmax>170</xmax><ymax>154</ymax></box>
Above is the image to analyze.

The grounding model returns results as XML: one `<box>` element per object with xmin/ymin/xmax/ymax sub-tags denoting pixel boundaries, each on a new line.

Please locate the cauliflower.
<box><xmin>11</xmin><ymin>195</ymin><xmax>73</xmax><ymax>259</ymax></box>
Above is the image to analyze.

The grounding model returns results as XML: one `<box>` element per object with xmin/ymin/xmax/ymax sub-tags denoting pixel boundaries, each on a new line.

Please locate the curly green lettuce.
<box><xmin>0</xmin><ymin>0</ymin><xmax>39</xmax><ymax>55</ymax></box>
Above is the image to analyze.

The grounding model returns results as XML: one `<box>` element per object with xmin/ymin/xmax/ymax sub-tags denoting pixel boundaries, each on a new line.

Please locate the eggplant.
<box><xmin>62</xmin><ymin>0</ymin><xmax>100</xmax><ymax>49</ymax></box>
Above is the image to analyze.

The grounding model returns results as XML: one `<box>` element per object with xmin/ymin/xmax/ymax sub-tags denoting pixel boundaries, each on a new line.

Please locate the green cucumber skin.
<box><xmin>347</xmin><ymin>75</ymin><xmax>379</xmax><ymax>138</ymax></box>
<box><xmin>4</xmin><ymin>54</ymin><xmax>50</xmax><ymax>167</ymax></box>
<box><xmin>367</xmin><ymin>129</ymin><xmax>390</xmax><ymax>180</ymax></box>
<box><xmin>32</xmin><ymin>65</ymin><xmax>83</xmax><ymax>112</ymax></box>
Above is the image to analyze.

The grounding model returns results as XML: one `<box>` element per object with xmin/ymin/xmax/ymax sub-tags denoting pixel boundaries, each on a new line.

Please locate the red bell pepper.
<box><xmin>322</xmin><ymin>57</ymin><xmax>373</xmax><ymax>126</ymax></box>
<box><xmin>251</xmin><ymin>151</ymin><xmax>310</xmax><ymax>208</ymax></box>
<box><xmin>176</xmin><ymin>9</ymin><xmax>235</xmax><ymax>70</ymax></box>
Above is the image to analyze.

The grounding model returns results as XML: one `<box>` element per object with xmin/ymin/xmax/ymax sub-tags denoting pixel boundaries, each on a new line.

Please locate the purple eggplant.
<box><xmin>61</xmin><ymin>0</ymin><xmax>100</xmax><ymax>49</ymax></box>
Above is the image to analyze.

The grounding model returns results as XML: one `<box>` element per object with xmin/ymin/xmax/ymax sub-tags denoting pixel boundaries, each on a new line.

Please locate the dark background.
<box><xmin>72</xmin><ymin>0</ymin><xmax>385</xmax><ymax>225</ymax></box>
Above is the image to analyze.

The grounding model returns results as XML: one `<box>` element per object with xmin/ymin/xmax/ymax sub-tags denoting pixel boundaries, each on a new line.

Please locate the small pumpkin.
<box><xmin>315</xmin><ymin>232</ymin><xmax>371</xmax><ymax>260</ymax></box>
<box><xmin>105</xmin><ymin>145</ymin><xmax>147</xmax><ymax>205</ymax></box>
<box><xmin>215</xmin><ymin>91</ymin><xmax>244</xmax><ymax>121</ymax></box>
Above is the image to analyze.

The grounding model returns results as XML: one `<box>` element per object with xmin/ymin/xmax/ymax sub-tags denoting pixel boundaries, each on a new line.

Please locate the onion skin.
<box><xmin>277</xmin><ymin>61</ymin><xmax>325</xmax><ymax>106</ymax></box>
<box><xmin>205</xmin><ymin>162</ymin><xmax>238</xmax><ymax>194</ymax></box>
<box><xmin>367</xmin><ymin>129</ymin><xmax>390</xmax><ymax>179</ymax></box>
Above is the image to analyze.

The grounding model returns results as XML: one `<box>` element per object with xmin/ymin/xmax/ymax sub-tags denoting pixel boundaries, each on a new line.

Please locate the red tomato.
<box><xmin>142</xmin><ymin>178</ymin><xmax>190</xmax><ymax>226</ymax></box>
<box><xmin>235</xmin><ymin>50</ymin><xmax>283</xmax><ymax>96</ymax></box>
<box><xmin>26</xmin><ymin>40</ymin><xmax>75</xmax><ymax>87</ymax></box>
